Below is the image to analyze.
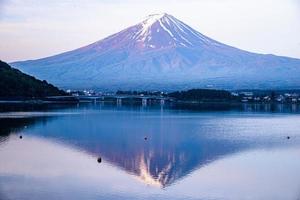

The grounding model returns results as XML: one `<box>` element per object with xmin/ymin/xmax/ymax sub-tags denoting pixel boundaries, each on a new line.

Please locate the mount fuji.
<box><xmin>11</xmin><ymin>13</ymin><xmax>300</xmax><ymax>91</ymax></box>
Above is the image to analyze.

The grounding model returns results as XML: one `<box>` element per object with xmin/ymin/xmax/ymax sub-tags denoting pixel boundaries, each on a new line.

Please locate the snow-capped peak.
<box><xmin>130</xmin><ymin>13</ymin><xmax>214</xmax><ymax>50</ymax></box>
<box><xmin>136</xmin><ymin>13</ymin><xmax>170</xmax><ymax>39</ymax></box>
<box><xmin>137</xmin><ymin>14</ymin><xmax>167</xmax><ymax>40</ymax></box>
<box><xmin>94</xmin><ymin>13</ymin><xmax>221</xmax><ymax>51</ymax></box>
<box><xmin>143</xmin><ymin>13</ymin><xmax>168</xmax><ymax>22</ymax></box>
<box><xmin>140</xmin><ymin>13</ymin><xmax>174</xmax><ymax>34</ymax></box>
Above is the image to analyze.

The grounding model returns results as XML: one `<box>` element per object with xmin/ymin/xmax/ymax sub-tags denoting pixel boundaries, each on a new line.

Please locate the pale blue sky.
<box><xmin>0</xmin><ymin>0</ymin><xmax>300</xmax><ymax>62</ymax></box>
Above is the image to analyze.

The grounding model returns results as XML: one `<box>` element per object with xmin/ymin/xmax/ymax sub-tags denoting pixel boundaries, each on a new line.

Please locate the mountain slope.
<box><xmin>0</xmin><ymin>61</ymin><xmax>66</xmax><ymax>97</ymax></box>
<box><xmin>11</xmin><ymin>13</ymin><xmax>300</xmax><ymax>91</ymax></box>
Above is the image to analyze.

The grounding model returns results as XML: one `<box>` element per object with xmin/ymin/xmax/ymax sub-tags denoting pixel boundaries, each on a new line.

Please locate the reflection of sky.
<box><xmin>2</xmin><ymin>106</ymin><xmax>300</xmax><ymax>184</ymax></box>
<box><xmin>1</xmin><ymin>135</ymin><xmax>300</xmax><ymax>200</ymax></box>
<box><xmin>15</xmin><ymin>110</ymin><xmax>300</xmax><ymax>186</ymax></box>
<box><xmin>1</xmin><ymin>105</ymin><xmax>300</xmax><ymax>199</ymax></box>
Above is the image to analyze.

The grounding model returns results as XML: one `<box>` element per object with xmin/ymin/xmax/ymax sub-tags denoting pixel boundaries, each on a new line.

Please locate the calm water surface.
<box><xmin>0</xmin><ymin>103</ymin><xmax>300</xmax><ymax>200</ymax></box>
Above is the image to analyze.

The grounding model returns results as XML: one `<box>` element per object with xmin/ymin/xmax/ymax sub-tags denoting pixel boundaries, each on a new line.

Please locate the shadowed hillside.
<box><xmin>0</xmin><ymin>60</ymin><xmax>66</xmax><ymax>98</ymax></box>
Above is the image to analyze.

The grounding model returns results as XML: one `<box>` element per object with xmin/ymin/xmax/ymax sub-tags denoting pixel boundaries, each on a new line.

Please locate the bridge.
<box><xmin>77</xmin><ymin>95</ymin><xmax>173</xmax><ymax>105</ymax></box>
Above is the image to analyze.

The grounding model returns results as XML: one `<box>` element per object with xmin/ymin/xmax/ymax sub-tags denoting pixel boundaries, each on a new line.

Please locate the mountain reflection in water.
<box><xmin>1</xmin><ymin>104</ymin><xmax>300</xmax><ymax>189</ymax></box>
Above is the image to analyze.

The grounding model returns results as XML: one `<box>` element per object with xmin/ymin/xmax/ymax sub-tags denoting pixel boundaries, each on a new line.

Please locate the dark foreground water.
<box><xmin>0</xmin><ymin>103</ymin><xmax>300</xmax><ymax>200</ymax></box>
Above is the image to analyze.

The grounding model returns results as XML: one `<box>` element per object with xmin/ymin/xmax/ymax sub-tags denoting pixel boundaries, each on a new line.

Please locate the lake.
<box><xmin>1</xmin><ymin>103</ymin><xmax>300</xmax><ymax>200</ymax></box>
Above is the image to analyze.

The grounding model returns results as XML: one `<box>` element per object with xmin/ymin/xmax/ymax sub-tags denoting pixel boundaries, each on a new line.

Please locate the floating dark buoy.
<box><xmin>97</xmin><ymin>157</ymin><xmax>102</xmax><ymax>163</ymax></box>
<box><xmin>19</xmin><ymin>135</ymin><xmax>22</xmax><ymax>139</ymax></box>
<box><xmin>287</xmin><ymin>136</ymin><xmax>290</xmax><ymax>140</ymax></box>
<box><xmin>144</xmin><ymin>137</ymin><xmax>148</xmax><ymax>140</ymax></box>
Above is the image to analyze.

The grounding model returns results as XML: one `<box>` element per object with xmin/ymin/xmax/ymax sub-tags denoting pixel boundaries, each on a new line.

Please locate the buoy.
<box><xmin>287</xmin><ymin>136</ymin><xmax>290</xmax><ymax>140</ymax></box>
<box><xmin>144</xmin><ymin>137</ymin><xmax>148</xmax><ymax>140</ymax></box>
<box><xmin>19</xmin><ymin>135</ymin><xmax>22</xmax><ymax>139</ymax></box>
<box><xmin>97</xmin><ymin>157</ymin><xmax>102</xmax><ymax>163</ymax></box>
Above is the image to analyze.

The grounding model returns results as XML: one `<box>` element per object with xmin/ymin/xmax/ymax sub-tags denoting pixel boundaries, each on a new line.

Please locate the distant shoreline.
<box><xmin>0</xmin><ymin>100</ymin><xmax>78</xmax><ymax>104</ymax></box>
<box><xmin>0</xmin><ymin>96</ymin><xmax>79</xmax><ymax>104</ymax></box>
<box><xmin>1</xmin><ymin>88</ymin><xmax>300</xmax><ymax>105</ymax></box>
<box><xmin>0</xmin><ymin>99</ymin><xmax>299</xmax><ymax>105</ymax></box>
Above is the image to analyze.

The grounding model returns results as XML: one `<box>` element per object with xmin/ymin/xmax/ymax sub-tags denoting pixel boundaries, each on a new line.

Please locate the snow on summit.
<box><xmin>11</xmin><ymin>13</ymin><xmax>300</xmax><ymax>91</ymax></box>
<box><xmin>92</xmin><ymin>13</ymin><xmax>219</xmax><ymax>51</ymax></box>
<box><xmin>130</xmin><ymin>13</ymin><xmax>218</xmax><ymax>50</ymax></box>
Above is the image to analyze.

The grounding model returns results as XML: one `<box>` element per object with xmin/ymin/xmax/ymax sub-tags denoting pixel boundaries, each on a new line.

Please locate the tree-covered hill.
<box><xmin>0</xmin><ymin>60</ymin><xmax>66</xmax><ymax>98</ymax></box>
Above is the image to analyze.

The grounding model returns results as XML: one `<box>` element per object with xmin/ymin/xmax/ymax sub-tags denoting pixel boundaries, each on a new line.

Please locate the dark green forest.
<box><xmin>0</xmin><ymin>60</ymin><xmax>66</xmax><ymax>98</ymax></box>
